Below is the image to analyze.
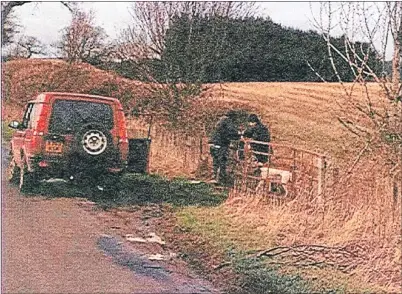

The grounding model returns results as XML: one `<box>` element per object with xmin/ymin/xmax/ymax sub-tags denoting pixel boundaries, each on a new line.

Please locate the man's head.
<box><xmin>247</xmin><ymin>113</ymin><xmax>260</xmax><ymax>126</ymax></box>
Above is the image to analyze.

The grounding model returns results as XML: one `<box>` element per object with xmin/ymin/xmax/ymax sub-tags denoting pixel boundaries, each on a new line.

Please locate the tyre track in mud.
<box><xmin>1</xmin><ymin>148</ymin><xmax>218</xmax><ymax>294</ymax></box>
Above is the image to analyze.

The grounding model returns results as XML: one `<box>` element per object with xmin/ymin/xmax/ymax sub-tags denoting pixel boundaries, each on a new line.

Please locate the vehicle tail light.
<box><xmin>118</xmin><ymin>112</ymin><xmax>128</xmax><ymax>141</ymax></box>
<box><xmin>118</xmin><ymin>123</ymin><xmax>128</xmax><ymax>161</ymax></box>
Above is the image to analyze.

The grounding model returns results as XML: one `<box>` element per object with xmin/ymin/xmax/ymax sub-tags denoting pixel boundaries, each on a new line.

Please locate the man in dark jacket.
<box><xmin>243</xmin><ymin>114</ymin><xmax>271</xmax><ymax>164</ymax></box>
<box><xmin>209</xmin><ymin>110</ymin><xmax>241</xmax><ymax>183</ymax></box>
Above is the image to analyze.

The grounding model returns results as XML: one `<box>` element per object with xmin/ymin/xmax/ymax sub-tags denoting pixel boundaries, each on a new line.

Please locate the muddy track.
<box><xmin>1</xmin><ymin>148</ymin><xmax>218</xmax><ymax>294</ymax></box>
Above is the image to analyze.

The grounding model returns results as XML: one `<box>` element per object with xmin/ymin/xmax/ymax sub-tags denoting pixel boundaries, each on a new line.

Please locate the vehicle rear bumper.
<box><xmin>29</xmin><ymin>155</ymin><xmax>127</xmax><ymax>178</ymax></box>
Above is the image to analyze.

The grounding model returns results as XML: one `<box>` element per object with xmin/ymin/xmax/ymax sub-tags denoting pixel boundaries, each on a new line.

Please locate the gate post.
<box><xmin>317</xmin><ymin>155</ymin><xmax>327</xmax><ymax>229</ymax></box>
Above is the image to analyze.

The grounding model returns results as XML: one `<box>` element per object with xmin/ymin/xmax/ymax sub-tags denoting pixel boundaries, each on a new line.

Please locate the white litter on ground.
<box><xmin>124</xmin><ymin>233</ymin><xmax>166</xmax><ymax>245</ymax></box>
<box><xmin>147</xmin><ymin>252</ymin><xmax>177</xmax><ymax>261</ymax></box>
<box><xmin>188</xmin><ymin>180</ymin><xmax>202</xmax><ymax>184</ymax></box>
<box><xmin>125</xmin><ymin>234</ymin><xmax>148</xmax><ymax>243</ymax></box>
<box><xmin>147</xmin><ymin>254</ymin><xmax>166</xmax><ymax>261</ymax></box>
<box><xmin>146</xmin><ymin>232</ymin><xmax>166</xmax><ymax>245</ymax></box>
<box><xmin>41</xmin><ymin>178</ymin><xmax>67</xmax><ymax>183</ymax></box>
<box><xmin>78</xmin><ymin>200</ymin><xmax>96</xmax><ymax>206</ymax></box>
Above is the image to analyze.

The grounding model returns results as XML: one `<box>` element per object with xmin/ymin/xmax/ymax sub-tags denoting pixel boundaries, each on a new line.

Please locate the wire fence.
<box><xmin>126</xmin><ymin>118</ymin><xmax>332</xmax><ymax>205</ymax></box>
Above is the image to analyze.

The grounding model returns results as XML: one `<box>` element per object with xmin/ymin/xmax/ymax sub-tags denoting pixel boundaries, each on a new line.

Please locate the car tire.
<box><xmin>75</xmin><ymin>123</ymin><xmax>114</xmax><ymax>160</ymax></box>
<box><xmin>7</xmin><ymin>156</ymin><xmax>20</xmax><ymax>185</ymax></box>
<box><xmin>19</xmin><ymin>162</ymin><xmax>38</xmax><ymax>193</ymax></box>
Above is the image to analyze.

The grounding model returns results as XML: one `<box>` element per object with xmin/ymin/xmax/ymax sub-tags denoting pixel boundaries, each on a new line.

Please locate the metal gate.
<box><xmin>229</xmin><ymin>138</ymin><xmax>328</xmax><ymax>203</ymax></box>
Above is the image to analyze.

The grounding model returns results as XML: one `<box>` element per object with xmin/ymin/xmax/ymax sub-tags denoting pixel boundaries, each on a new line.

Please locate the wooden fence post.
<box><xmin>199</xmin><ymin>137</ymin><xmax>203</xmax><ymax>159</ymax></box>
<box><xmin>317</xmin><ymin>155</ymin><xmax>327</xmax><ymax>229</ymax></box>
<box><xmin>317</xmin><ymin>156</ymin><xmax>326</xmax><ymax>200</ymax></box>
<box><xmin>291</xmin><ymin>148</ymin><xmax>297</xmax><ymax>197</ymax></box>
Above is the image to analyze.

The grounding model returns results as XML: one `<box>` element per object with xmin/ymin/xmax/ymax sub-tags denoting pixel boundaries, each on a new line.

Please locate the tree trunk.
<box><xmin>1</xmin><ymin>1</ymin><xmax>30</xmax><ymax>45</ymax></box>
<box><xmin>391</xmin><ymin>8</ymin><xmax>401</xmax><ymax>100</ymax></box>
<box><xmin>392</xmin><ymin>2</ymin><xmax>402</xmax><ymax>201</ymax></box>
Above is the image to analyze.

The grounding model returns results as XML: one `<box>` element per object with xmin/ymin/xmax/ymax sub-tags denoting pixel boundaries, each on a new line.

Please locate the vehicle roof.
<box><xmin>31</xmin><ymin>92</ymin><xmax>120</xmax><ymax>103</ymax></box>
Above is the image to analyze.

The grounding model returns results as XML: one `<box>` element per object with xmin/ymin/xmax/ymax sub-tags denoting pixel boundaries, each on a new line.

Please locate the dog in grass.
<box><xmin>256</xmin><ymin>166</ymin><xmax>292</xmax><ymax>197</ymax></box>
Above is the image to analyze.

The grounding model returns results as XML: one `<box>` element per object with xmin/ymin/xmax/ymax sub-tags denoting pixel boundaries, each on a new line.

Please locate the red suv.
<box><xmin>7</xmin><ymin>92</ymin><xmax>130</xmax><ymax>192</ymax></box>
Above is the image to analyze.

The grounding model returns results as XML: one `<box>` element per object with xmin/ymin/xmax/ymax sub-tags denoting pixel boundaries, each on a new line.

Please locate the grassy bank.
<box><xmin>175</xmin><ymin>205</ymin><xmax>390</xmax><ymax>293</ymax></box>
<box><xmin>2</xmin><ymin>121</ymin><xmax>13</xmax><ymax>143</ymax></box>
<box><xmin>32</xmin><ymin>173</ymin><xmax>225</xmax><ymax>208</ymax></box>
<box><xmin>19</xmin><ymin>172</ymin><xmax>371</xmax><ymax>293</ymax></box>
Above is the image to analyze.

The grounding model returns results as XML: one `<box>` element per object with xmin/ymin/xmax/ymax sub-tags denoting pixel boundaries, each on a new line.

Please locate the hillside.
<box><xmin>2</xmin><ymin>59</ymin><xmax>379</xmax><ymax>161</ymax></box>
<box><xmin>2</xmin><ymin>60</ymin><xmax>399</xmax><ymax>293</ymax></box>
<box><xmin>212</xmin><ymin>82</ymin><xmax>378</xmax><ymax>160</ymax></box>
<box><xmin>2</xmin><ymin>59</ymin><xmax>148</xmax><ymax>120</ymax></box>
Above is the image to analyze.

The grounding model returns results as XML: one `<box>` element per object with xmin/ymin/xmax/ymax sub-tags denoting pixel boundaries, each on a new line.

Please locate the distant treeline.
<box><xmin>98</xmin><ymin>16</ymin><xmax>384</xmax><ymax>83</ymax></box>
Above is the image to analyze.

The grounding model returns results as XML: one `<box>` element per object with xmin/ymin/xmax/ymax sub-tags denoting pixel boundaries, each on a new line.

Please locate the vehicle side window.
<box><xmin>28</xmin><ymin>103</ymin><xmax>43</xmax><ymax>129</ymax></box>
<box><xmin>21</xmin><ymin>103</ymin><xmax>34</xmax><ymax>129</ymax></box>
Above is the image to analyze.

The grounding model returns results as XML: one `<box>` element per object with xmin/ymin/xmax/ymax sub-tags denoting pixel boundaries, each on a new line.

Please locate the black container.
<box><xmin>127</xmin><ymin>138</ymin><xmax>151</xmax><ymax>173</ymax></box>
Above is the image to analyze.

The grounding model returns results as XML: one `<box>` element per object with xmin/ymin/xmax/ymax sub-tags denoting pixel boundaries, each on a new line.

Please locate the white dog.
<box><xmin>256</xmin><ymin>167</ymin><xmax>293</xmax><ymax>197</ymax></box>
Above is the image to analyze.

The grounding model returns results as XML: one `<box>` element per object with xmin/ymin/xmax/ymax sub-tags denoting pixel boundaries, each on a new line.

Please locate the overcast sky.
<box><xmin>10</xmin><ymin>1</ymin><xmax>394</xmax><ymax>59</ymax></box>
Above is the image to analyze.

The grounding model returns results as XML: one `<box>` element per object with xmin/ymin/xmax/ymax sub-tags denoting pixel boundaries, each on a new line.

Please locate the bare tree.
<box><xmin>119</xmin><ymin>4</ymin><xmax>256</xmax><ymax>79</ymax></box>
<box><xmin>117</xmin><ymin>2</ymin><xmax>258</xmax><ymax>125</ymax></box>
<box><xmin>121</xmin><ymin>2</ymin><xmax>257</xmax><ymax>58</ymax></box>
<box><xmin>116</xmin><ymin>1</ymin><xmax>258</xmax><ymax>70</ymax></box>
<box><xmin>18</xmin><ymin>35</ymin><xmax>46</xmax><ymax>58</ymax></box>
<box><xmin>1</xmin><ymin>1</ymin><xmax>76</xmax><ymax>45</ymax></box>
<box><xmin>1</xmin><ymin>6</ymin><xmax>20</xmax><ymax>46</ymax></box>
<box><xmin>5</xmin><ymin>35</ymin><xmax>46</xmax><ymax>59</ymax></box>
<box><xmin>311</xmin><ymin>2</ymin><xmax>401</xmax><ymax>196</ymax></box>
<box><xmin>55</xmin><ymin>10</ymin><xmax>107</xmax><ymax>63</ymax></box>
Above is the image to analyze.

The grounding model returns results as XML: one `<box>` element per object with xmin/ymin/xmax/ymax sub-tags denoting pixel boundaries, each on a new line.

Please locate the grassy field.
<box><xmin>1</xmin><ymin>59</ymin><xmax>378</xmax><ymax>160</ymax></box>
<box><xmin>127</xmin><ymin>81</ymin><xmax>399</xmax><ymax>292</ymax></box>
<box><xmin>174</xmin><ymin>82</ymin><xmax>399</xmax><ymax>292</ymax></box>
<box><xmin>208</xmin><ymin>82</ymin><xmax>388</xmax><ymax>161</ymax></box>
<box><xmin>3</xmin><ymin>59</ymin><xmax>400</xmax><ymax>292</ymax></box>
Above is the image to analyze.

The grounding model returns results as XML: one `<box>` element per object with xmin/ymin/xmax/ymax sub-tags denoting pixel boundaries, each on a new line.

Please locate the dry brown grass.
<box><xmin>147</xmin><ymin>82</ymin><xmax>400</xmax><ymax>291</ymax></box>
<box><xmin>127</xmin><ymin>119</ymin><xmax>209</xmax><ymax>178</ymax></box>
<box><xmin>2</xmin><ymin>58</ymin><xmax>148</xmax><ymax>120</ymax></box>
<box><xmin>207</xmin><ymin>82</ymin><xmax>390</xmax><ymax>161</ymax></box>
<box><xmin>129</xmin><ymin>117</ymin><xmax>401</xmax><ymax>291</ymax></box>
<box><xmin>2</xmin><ymin>59</ymin><xmax>400</xmax><ymax>291</ymax></box>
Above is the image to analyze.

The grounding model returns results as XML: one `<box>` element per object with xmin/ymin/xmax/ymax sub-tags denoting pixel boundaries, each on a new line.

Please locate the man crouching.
<box><xmin>208</xmin><ymin>110</ymin><xmax>241</xmax><ymax>184</ymax></box>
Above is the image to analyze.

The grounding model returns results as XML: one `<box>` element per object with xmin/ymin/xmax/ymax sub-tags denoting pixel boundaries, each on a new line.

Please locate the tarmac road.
<box><xmin>1</xmin><ymin>150</ymin><xmax>216</xmax><ymax>294</ymax></box>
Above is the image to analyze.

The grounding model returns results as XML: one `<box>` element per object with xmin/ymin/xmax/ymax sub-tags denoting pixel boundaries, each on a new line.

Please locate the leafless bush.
<box><xmin>311</xmin><ymin>2</ymin><xmax>401</xmax><ymax>193</ymax></box>
<box><xmin>5</xmin><ymin>35</ymin><xmax>47</xmax><ymax>59</ymax></box>
<box><xmin>115</xmin><ymin>2</ymin><xmax>260</xmax><ymax>126</ymax></box>
<box><xmin>54</xmin><ymin>10</ymin><xmax>108</xmax><ymax>63</ymax></box>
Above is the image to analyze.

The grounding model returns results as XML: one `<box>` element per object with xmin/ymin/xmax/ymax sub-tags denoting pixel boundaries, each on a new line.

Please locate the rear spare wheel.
<box><xmin>76</xmin><ymin>123</ymin><xmax>113</xmax><ymax>159</ymax></box>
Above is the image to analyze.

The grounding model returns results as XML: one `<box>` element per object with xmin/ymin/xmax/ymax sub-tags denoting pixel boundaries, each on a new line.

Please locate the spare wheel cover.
<box><xmin>81</xmin><ymin>129</ymin><xmax>108</xmax><ymax>155</ymax></box>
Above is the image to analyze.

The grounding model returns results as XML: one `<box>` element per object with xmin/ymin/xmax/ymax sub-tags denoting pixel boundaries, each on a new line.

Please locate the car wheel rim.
<box><xmin>82</xmin><ymin>130</ymin><xmax>107</xmax><ymax>155</ymax></box>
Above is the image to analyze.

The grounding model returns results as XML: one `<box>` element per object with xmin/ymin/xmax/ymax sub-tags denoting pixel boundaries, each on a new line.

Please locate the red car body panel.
<box><xmin>10</xmin><ymin>92</ymin><xmax>129</xmax><ymax>172</ymax></box>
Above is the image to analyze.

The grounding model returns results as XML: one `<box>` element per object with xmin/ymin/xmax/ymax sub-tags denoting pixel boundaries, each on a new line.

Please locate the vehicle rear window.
<box><xmin>49</xmin><ymin>99</ymin><xmax>113</xmax><ymax>134</ymax></box>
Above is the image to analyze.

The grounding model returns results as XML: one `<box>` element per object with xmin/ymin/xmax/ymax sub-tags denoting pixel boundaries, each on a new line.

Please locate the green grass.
<box><xmin>175</xmin><ymin>207</ymin><xmax>384</xmax><ymax>294</ymax></box>
<box><xmin>100</xmin><ymin>173</ymin><xmax>227</xmax><ymax>208</ymax></box>
<box><xmin>2</xmin><ymin>121</ymin><xmax>14</xmax><ymax>143</ymax></box>
<box><xmin>30</xmin><ymin>173</ymin><xmax>226</xmax><ymax>209</ymax></box>
<box><xmin>19</xmin><ymin>172</ymin><xmax>381</xmax><ymax>293</ymax></box>
<box><xmin>176</xmin><ymin>209</ymin><xmax>317</xmax><ymax>293</ymax></box>
<box><xmin>230</xmin><ymin>257</ymin><xmax>313</xmax><ymax>294</ymax></box>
